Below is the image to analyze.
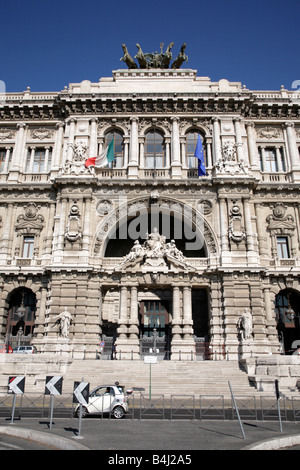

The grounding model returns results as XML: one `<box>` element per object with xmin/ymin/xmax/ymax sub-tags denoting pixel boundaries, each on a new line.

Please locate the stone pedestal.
<box><xmin>171</xmin><ymin>338</ymin><xmax>195</xmax><ymax>361</ymax></box>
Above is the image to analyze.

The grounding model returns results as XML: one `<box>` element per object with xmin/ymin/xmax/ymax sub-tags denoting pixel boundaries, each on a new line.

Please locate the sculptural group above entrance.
<box><xmin>120</xmin><ymin>42</ymin><xmax>188</xmax><ymax>70</ymax></box>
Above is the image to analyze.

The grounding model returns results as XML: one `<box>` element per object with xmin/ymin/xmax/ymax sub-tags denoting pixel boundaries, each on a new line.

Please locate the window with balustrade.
<box><xmin>104</xmin><ymin>131</ymin><xmax>124</xmax><ymax>168</ymax></box>
<box><xmin>0</xmin><ymin>147</ymin><xmax>12</xmax><ymax>173</ymax></box>
<box><xmin>185</xmin><ymin>132</ymin><xmax>206</xmax><ymax>169</ymax></box>
<box><xmin>25</xmin><ymin>147</ymin><xmax>52</xmax><ymax>173</ymax></box>
<box><xmin>144</xmin><ymin>130</ymin><xmax>165</xmax><ymax>168</ymax></box>
<box><xmin>259</xmin><ymin>146</ymin><xmax>286</xmax><ymax>172</ymax></box>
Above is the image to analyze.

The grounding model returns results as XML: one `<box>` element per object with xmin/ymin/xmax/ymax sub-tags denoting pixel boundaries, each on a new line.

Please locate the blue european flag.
<box><xmin>194</xmin><ymin>135</ymin><xmax>206</xmax><ymax>176</ymax></box>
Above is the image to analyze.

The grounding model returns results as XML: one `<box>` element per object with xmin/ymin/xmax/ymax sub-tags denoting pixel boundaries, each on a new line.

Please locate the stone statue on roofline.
<box><xmin>120</xmin><ymin>42</ymin><xmax>188</xmax><ymax>70</ymax></box>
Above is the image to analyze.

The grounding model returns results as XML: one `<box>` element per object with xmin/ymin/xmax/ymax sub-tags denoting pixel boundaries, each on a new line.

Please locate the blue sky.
<box><xmin>1</xmin><ymin>0</ymin><xmax>299</xmax><ymax>92</ymax></box>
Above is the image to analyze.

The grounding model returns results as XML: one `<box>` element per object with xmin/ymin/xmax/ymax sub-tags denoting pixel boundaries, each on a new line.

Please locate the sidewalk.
<box><xmin>1</xmin><ymin>417</ymin><xmax>300</xmax><ymax>451</ymax></box>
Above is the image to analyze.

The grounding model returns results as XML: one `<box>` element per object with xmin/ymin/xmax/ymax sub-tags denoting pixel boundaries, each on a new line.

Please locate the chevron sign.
<box><xmin>73</xmin><ymin>381</ymin><xmax>89</xmax><ymax>405</ymax></box>
<box><xmin>45</xmin><ymin>376</ymin><xmax>63</xmax><ymax>396</ymax></box>
<box><xmin>8</xmin><ymin>376</ymin><xmax>25</xmax><ymax>394</ymax></box>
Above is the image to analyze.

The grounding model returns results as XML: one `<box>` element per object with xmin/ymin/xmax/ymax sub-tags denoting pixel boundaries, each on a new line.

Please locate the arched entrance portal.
<box><xmin>6</xmin><ymin>287</ymin><xmax>36</xmax><ymax>348</ymax></box>
<box><xmin>275</xmin><ymin>288</ymin><xmax>300</xmax><ymax>354</ymax></box>
<box><xmin>99</xmin><ymin>204</ymin><xmax>214</xmax><ymax>360</ymax></box>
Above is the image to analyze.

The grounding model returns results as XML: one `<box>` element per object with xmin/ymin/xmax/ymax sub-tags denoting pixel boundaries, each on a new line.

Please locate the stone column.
<box><xmin>243</xmin><ymin>197</ymin><xmax>254</xmax><ymax>252</ymax></box>
<box><xmin>128</xmin><ymin>286</ymin><xmax>140</xmax><ymax>357</ymax></box>
<box><xmin>28</xmin><ymin>147</ymin><xmax>35</xmax><ymax>173</ymax></box>
<box><xmin>128</xmin><ymin>117</ymin><xmax>139</xmax><ymax>178</ymax></box>
<box><xmin>9</xmin><ymin>122</ymin><xmax>26</xmax><ymax>181</ymax></box>
<box><xmin>34</xmin><ymin>284</ymin><xmax>47</xmax><ymax>340</ymax></box>
<box><xmin>245</xmin><ymin>122</ymin><xmax>259</xmax><ymax>170</ymax></box>
<box><xmin>123</xmin><ymin>136</ymin><xmax>129</xmax><ymax>167</ymax></box>
<box><xmin>42</xmin><ymin>201</ymin><xmax>56</xmax><ymax>258</ymax></box>
<box><xmin>11</xmin><ymin>122</ymin><xmax>26</xmax><ymax>170</ymax></box>
<box><xmin>264</xmin><ymin>286</ymin><xmax>279</xmax><ymax>345</ymax></box>
<box><xmin>285</xmin><ymin>122</ymin><xmax>300</xmax><ymax>171</ymax></box>
<box><xmin>56</xmin><ymin>196</ymin><xmax>68</xmax><ymax>252</ymax></box>
<box><xmin>44</xmin><ymin>146</ymin><xmax>50</xmax><ymax>173</ymax></box>
<box><xmin>172</xmin><ymin>286</ymin><xmax>181</xmax><ymax>340</ymax></box>
<box><xmin>81</xmin><ymin>195</ymin><xmax>92</xmax><ymax>257</ymax></box>
<box><xmin>171</xmin><ymin>116</ymin><xmax>182</xmax><ymax>177</ymax></box>
<box><xmin>66</xmin><ymin>119</ymin><xmax>76</xmax><ymax>163</ymax></box>
<box><xmin>89</xmin><ymin>118</ymin><xmax>98</xmax><ymax>159</ymax></box>
<box><xmin>212</xmin><ymin>117</ymin><xmax>221</xmax><ymax>163</ymax></box>
<box><xmin>206</xmin><ymin>140</ymin><xmax>212</xmax><ymax>168</ymax></box>
<box><xmin>52</xmin><ymin>122</ymin><xmax>64</xmax><ymax>171</ymax></box>
<box><xmin>275</xmin><ymin>147</ymin><xmax>283</xmax><ymax>172</ymax></box>
<box><xmin>3</xmin><ymin>147</ymin><xmax>12</xmax><ymax>173</ymax></box>
<box><xmin>182</xmin><ymin>286</ymin><xmax>193</xmax><ymax>339</ymax></box>
<box><xmin>219</xmin><ymin>197</ymin><xmax>229</xmax><ymax>252</ymax></box>
<box><xmin>0</xmin><ymin>203</ymin><xmax>14</xmax><ymax>257</ymax></box>
<box><xmin>118</xmin><ymin>285</ymin><xmax>128</xmax><ymax>338</ymax></box>
<box><xmin>254</xmin><ymin>203</ymin><xmax>268</xmax><ymax>258</ymax></box>
<box><xmin>165</xmin><ymin>137</ymin><xmax>171</xmax><ymax>168</ymax></box>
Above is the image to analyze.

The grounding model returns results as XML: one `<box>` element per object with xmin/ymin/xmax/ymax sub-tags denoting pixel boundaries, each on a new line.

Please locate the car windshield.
<box><xmin>116</xmin><ymin>386</ymin><xmax>124</xmax><ymax>393</ymax></box>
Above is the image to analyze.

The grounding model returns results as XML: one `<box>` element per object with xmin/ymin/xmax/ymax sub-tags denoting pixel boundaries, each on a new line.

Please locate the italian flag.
<box><xmin>85</xmin><ymin>139</ymin><xmax>114</xmax><ymax>168</ymax></box>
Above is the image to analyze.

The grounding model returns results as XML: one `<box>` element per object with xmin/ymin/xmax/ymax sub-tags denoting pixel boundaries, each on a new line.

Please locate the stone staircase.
<box><xmin>0</xmin><ymin>355</ymin><xmax>287</xmax><ymax>398</ymax></box>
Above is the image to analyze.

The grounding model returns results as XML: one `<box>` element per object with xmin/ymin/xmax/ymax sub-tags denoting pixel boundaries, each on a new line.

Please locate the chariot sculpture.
<box><xmin>121</xmin><ymin>42</ymin><xmax>188</xmax><ymax>70</ymax></box>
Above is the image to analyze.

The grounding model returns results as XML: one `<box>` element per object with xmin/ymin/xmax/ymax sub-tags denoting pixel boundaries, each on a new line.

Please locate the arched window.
<box><xmin>145</xmin><ymin>130</ymin><xmax>165</xmax><ymax>168</ymax></box>
<box><xmin>185</xmin><ymin>132</ymin><xmax>206</xmax><ymax>169</ymax></box>
<box><xmin>104</xmin><ymin>131</ymin><xmax>124</xmax><ymax>168</ymax></box>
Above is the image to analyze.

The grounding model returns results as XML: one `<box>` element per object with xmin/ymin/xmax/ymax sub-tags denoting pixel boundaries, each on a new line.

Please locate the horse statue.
<box><xmin>135</xmin><ymin>43</ymin><xmax>148</xmax><ymax>69</ymax></box>
<box><xmin>171</xmin><ymin>43</ymin><xmax>188</xmax><ymax>69</ymax></box>
<box><xmin>161</xmin><ymin>42</ymin><xmax>174</xmax><ymax>68</ymax></box>
<box><xmin>120</xmin><ymin>44</ymin><xmax>137</xmax><ymax>69</ymax></box>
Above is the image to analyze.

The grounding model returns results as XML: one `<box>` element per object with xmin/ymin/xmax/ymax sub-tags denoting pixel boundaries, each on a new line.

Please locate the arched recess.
<box><xmin>93</xmin><ymin>196</ymin><xmax>219</xmax><ymax>260</ymax></box>
<box><xmin>5</xmin><ymin>287</ymin><xmax>37</xmax><ymax>344</ymax></box>
<box><xmin>275</xmin><ymin>288</ymin><xmax>300</xmax><ymax>353</ymax></box>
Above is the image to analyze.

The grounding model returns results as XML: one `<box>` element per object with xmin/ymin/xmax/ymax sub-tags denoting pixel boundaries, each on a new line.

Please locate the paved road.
<box><xmin>0</xmin><ymin>433</ymin><xmax>57</xmax><ymax>450</ymax></box>
<box><xmin>1</xmin><ymin>417</ymin><xmax>300</xmax><ymax>452</ymax></box>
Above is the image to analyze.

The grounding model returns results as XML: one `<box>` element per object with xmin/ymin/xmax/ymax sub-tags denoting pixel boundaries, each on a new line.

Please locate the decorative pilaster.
<box><xmin>182</xmin><ymin>286</ymin><xmax>193</xmax><ymax>339</ymax></box>
<box><xmin>171</xmin><ymin>116</ymin><xmax>182</xmax><ymax>177</ymax></box>
<box><xmin>285</xmin><ymin>122</ymin><xmax>300</xmax><ymax>175</ymax></box>
<box><xmin>52</xmin><ymin>122</ymin><xmax>64</xmax><ymax>171</ymax></box>
<box><xmin>245</xmin><ymin>122</ymin><xmax>259</xmax><ymax>170</ymax></box>
<box><xmin>118</xmin><ymin>285</ymin><xmax>128</xmax><ymax>338</ymax></box>
<box><xmin>89</xmin><ymin>118</ymin><xmax>98</xmax><ymax>159</ymax></box>
<box><xmin>212</xmin><ymin>117</ymin><xmax>221</xmax><ymax>163</ymax></box>
<box><xmin>8</xmin><ymin>122</ymin><xmax>26</xmax><ymax>181</ymax></box>
<box><xmin>128</xmin><ymin>117</ymin><xmax>139</xmax><ymax>178</ymax></box>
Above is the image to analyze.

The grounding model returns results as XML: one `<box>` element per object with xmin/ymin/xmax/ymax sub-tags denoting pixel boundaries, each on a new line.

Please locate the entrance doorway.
<box><xmin>139</xmin><ymin>300</ymin><xmax>170</xmax><ymax>358</ymax></box>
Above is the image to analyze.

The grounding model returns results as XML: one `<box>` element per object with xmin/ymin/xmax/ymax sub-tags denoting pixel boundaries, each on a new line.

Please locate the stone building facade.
<box><xmin>0</xmin><ymin>68</ymin><xmax>299</xmax><ymax>361</ymax></box>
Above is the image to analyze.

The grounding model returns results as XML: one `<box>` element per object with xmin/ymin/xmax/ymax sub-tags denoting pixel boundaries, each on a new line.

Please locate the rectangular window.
<box><xmin>22</xmin><ymin>236</ymin><xmax>34</xmax><ymax>258</ymax></box>
<box><xmin>0</xmin><ymin>147</ymin><xmax>12</xmax><ymax>173</ymax></box>
<box><xmin>0</xmin><ymin>149</ymin><xmax>6</xmax><ymax>172</ymax></box>
<box><xmin>33</xmin><ymin>149</ymin><xmax>46</xmax><ymax>172</ymax></box>
<box><xmin>25</xmin><ymin>147</ymin><xmax>52</xmax><ymax>173</ymax></box>
<box><xmin>277</xmin><ymin>236</ymin><xmax>290</xmax><ymax>259</ymax></box>
<box><xmin>265</xmin><ymin>148</ymin><xmax>278</xmax><ymax>172</ymax></box>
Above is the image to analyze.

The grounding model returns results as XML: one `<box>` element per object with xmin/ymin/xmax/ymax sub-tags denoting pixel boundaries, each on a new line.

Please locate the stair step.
<box><xmin>0</xmin><ymin>357</ymin><xmax>298</xmax><ymax>398</ymax></box>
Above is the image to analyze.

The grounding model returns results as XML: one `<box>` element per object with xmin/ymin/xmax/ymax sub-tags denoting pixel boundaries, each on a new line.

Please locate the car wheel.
<box><xmin>113</xmin><ymin>406</ymin><xmax>125</xmax><ymax>419</ymax></box>
<box><xmin>76</xmin><ymin>406</ymin><xmax>88</xmax><ymax>418</ymax></box>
